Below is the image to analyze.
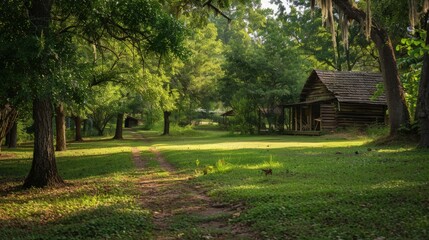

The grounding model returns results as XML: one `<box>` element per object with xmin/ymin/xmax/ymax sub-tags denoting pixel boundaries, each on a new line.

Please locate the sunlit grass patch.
<box><xmin>149</xmin><ymin>132</ymin><xmax>429</xmax><ymax>239</ymax></box>
<box><xmin>1</xmin><ymin>128</ymin><xmax>429</xmax><ymax>239</ymax></box>
<box><xmin>0</xmin><ymin>135</ymin><xmax>152</xmax><ymax>240</ymax></box>
<box><xmin>0</xmin><ymin>172</ymin><xmax>152</xmax><ymax>240</ymax></box>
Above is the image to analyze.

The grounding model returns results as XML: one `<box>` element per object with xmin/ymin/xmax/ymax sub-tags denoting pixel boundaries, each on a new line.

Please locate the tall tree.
<box><xmin>418</xmin><ymin>21</ymin><xmax>429</xmax><ymax>147</ymax></box>
<box><xmin>0</xmin><ymin>105</ymin><xmax>18</xmax><ymax>152</ymax></box>
<box><xmin>0</xmin><ymin>0</ymin><xmax>186</xmax><ymax>188</ymax></box>
<box><xmin>409</xmin><ymin>0</ymin><xmax>429</xmax><ymax>147</ymax></box>
<box><xmin>23</xmin><ymin>0</ymin><xmax>65</xmax><ymax>187</ymax></box>
<box><xmin>308</xmin><ymin>0</ymin><xmax>411</xmax><ymax>136</ymax></box>
<box><xmin>173</xmin><ymin>22</ymin><xmax>225</xmax><ymax>125</ymax></box>
<box><xmin>219</xmin><ymin>6</ymin><xmax>309</xmax><ymax>132</ymax></box>
<box><xmin>279</xmin><ymin>5</ymin><xmax>378</xmax><ymax>71</ymax></box>
<box><xmin>55</xmin><ymin>103</ymin><xmax>67</xmax><ymax>151</ymax></box>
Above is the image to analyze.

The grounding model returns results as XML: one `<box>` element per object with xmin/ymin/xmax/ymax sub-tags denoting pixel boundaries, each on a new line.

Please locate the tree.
<box><xmin>279</xmin><ymin>5</ymin><xmax>378</xmax><ymax>71</ymax></box>
<box><xmin>407</xmin><ymin>0</ymin><xmax>429</xmax><ymax>147</ymax></box>
<box><xmin>307</xmin><ymin>0</ymin><xmax>411</xmax><ymax>136</ymax></box>
<box><xmin>219</xmin><ymin>7</ymin><xmax>309</xmax><ymax>132</ymax></box>
<box><xmin>0</xmin><ymin>0</ymin><xmax>186</xmax><ymax>188</ymax></box>
<box><xmin>5</xmin><ymin>121</ymin><xmax>18</xmax><ymax>149</ymax></box>
<box><xmin>55</xmin><ymin>103</ymin><xmax>67</xmax><ymax>151</ymax></box>
<box><xmin>172</xmin><ymin>22</ymin><xmax>225</xmax><ymax>125</ymax></box>
<box><xmin>0</xmin><ymin>105</ymin><xmax>18</xmax><ymax>152</ymax></box>
<box><xmin>418</xmin><ymin>22</ymin><xmax>429</xmax><ymax>147</ymax></box>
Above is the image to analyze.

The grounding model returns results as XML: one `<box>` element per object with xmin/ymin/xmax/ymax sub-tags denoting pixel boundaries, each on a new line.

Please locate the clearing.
<box><xmin>0</xmin><ymin>128</ymin><xmax>428</xmax><ymax>239</ymax></box>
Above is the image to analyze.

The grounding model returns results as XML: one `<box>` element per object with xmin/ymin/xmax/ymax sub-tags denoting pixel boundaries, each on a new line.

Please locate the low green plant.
<box><xmin>215</xmin><ymin>159</ymin><xmax>228</xmax><ymax>173</ymax></box>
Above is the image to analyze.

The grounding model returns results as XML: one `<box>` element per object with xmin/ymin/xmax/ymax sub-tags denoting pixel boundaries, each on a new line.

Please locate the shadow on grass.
<box><xmin>0</xmin><ymin>203</ymin><xmax>152</xmax><ymax>240</ymax></box>
<box><xmin>0</xmin><ymin>151</ymin><xmax>136</xmax><ymax>189</ymax></box>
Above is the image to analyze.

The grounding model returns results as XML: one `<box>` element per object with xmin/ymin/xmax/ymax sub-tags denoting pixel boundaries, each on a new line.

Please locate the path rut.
<box><xmin>130</xmin><ymin>133</ymin><xmax>255</xmax><ymax>239</ymax></box>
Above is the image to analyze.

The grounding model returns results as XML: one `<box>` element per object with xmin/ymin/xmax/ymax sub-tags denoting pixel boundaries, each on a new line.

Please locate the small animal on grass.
<box><xmin>261</xmin><ymin>169</ymin><xmax>272</xmax><ymax>176</ymax></box>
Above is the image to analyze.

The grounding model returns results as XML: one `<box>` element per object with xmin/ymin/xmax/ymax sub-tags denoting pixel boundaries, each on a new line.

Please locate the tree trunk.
<box><xmin>96</xmin><ymin>127</ymin><xmax>104</xmax><ymax>136</ymax></box>
<box><xmin>371</xmin><ymin>30</ymin><xmax>410</xmax><ymax>135</ymax></box>
<box><xmin>417</xmin><ymin>13</ymin><xmax>429</xmax><ymax>147</ymax></box>
<box><xmin>332</xmin><ymin>0</ymin><xmax>410</xmax><ymax>136</ymax></box>
<box><xmin>4</xmin><ymin>127</ymin><xmax>10</xmax><ymax>146</ymax></box>
<box><xmin>73</xmin><ymin>115</ymin><xmax>83</xmax><ymax>142</ymax></box>
<box><xmin>82</xmin><ymin>118</ymin><xmax>87</xmax><ymax>133</ymax></box>
<box><xmin>55</xmin><ymin>104</ymin><xmax>67</xmax><ymax>151</ymax></box>
<box><xmin>163</xmin><ymin>111</ymin><xmax>171</xmax><ymax>135</ymax></box>
<box><xmin>113</xmin><ymin>113</ymin><xmax>124</xmax><ymax>140</ymax></box>
<box><xmin>7</xmin><ymin>121</ymin><xmax>18</xmax><ymax>148</ymax></box>
<box><xmin>0</xmin><ymin>104</ymin><xmax>18</xmax><ymax>152</ymax></box>
<box><xmin>23</xmin><ymin>98</ymin><xmax>64</xmax><ymax>188</ymax></box>
<box><xmin>278</xmin><ymin>107</ymin><xmax>285</xmax><ymax>133</ymax></box>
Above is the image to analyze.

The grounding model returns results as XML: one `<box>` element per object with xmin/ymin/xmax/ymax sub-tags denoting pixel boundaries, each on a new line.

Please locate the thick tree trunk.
<box><xmin>23</xmin><ymin>98</ymin><xmax>64</xmax><ymax>188</ymax></box>
<box><xmin>417</xmin><ymin>14</ymin><xmax>429</xmax><ymax>147</ymax></box>
<box><xmin>73</xmin><ymin>115</ymin><xmax>83</xmax><ymax>142</ymax></box>
<box><xmin>7</xmin><ymin>121</ymin><xmax>18</xmax><ymax>148</ymax></box>
<box><xmin>55</xmin><ymin>104</ymin><xmax>67</xmax><ymax>151</ymax></box>
<box><xmin>113</xmin><ymin>113</ymin><xmax>124</xmax><ymax>140</ymax></box>
<box><xmin>4</xmin><ymin>127</ymin><xmax>10</xmax><ymax>146</ymax></box>
<box><xmin>0</xmin><ymin>104</ymin><xmax>18</xmax><ymax>152</ymax></box>
<box><xmin>372</xmin><ymin>30</ymin><xmax>410</xmax><ymax>135</ymax></box>
<box><xmin>163</xmin><ymin>111</ymin><xmax>171</xmax><ymax>135</ymax></box>
<box><xmin>332</xmin><ymin>0</ymin><xmax>410</xmax><ymax>136</ymax></box>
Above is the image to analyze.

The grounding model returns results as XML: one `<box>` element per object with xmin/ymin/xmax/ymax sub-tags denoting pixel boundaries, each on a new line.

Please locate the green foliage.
<box><xmin>87</xmin><ymin>84</ymin><xmax>122</xmax><ymax>136</ymax></box>
<box><xmin>278</xmin><ymin>4</ymin><xmax>378</xmax><ymax>72</ymax></box>
<box><xmin>396</xmin><ymin>30</ymin><xmax>428</xmax><ymax>120</ymax></box>
<box><xmin>215</xmin><ymin>159</ymin><xmax>228</xmax><ymax>173</ymax></box>
<box><xmin>230</xmin><ymin>92</ymin><xmax>258</xmax><ymax>134</ymax></box>
<box><xmin>218</xmin><ymin>8</ymin><xmax>310</xmax><ymax>132</ymax></box>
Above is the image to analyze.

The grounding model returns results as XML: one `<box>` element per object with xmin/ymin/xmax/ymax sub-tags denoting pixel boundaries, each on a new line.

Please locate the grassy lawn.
<box><xmin>1</xmin><ymin>128</ymin><xmax>429</xmax><ymax>239</ymax></box>
<box><xmin>0</xmin><ymin>136</ymin><xmax>153</xmax><ymax>240</ymax></box>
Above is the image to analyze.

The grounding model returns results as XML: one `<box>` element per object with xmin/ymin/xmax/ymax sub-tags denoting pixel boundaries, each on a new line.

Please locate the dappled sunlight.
<box><xmin>0</xmin><ymin>171</ymin><xmax>150</xmax><ymax>239</ymax></box>
<box><xmin>153</xmin><ymin>138</ymin><xmax>367</xmax><ymax>152</ymax></box>
<box><xmin>377</xmin><ymin>147</ymin><xmax>415</xmax><ymax>153</ymax></box>
<box><xmin>228</xmin><ymin>184</ymin><xmax>264</xmax><ymax>191</ymax></box>
<box><xmin>57</xmin><ymin>146</ymin><xmax>132</xmax><ymax>158</ymax></box>
<box><xmin>2</xmin><ymin>129</ymin><xmax>429</xmax><ymax>239</ymax></box>
<box><xmin>0</xmin><ymin>151</ymin><xmax>32</xmax><ymax>161</ymax></box>
<box><xmin>370</xmin><ymin>180</ymin><xmax>427</xmax><ymax>190</ymax></box>
<box><xmin>240</xmin><ymin>162</ymin><xmax>283</xmax><ymax>170</ymax></box>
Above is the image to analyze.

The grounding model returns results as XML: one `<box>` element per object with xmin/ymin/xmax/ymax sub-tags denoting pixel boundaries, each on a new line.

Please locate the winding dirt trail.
<box><xmin>130</xmin><ymin>133</ymin><xmax>255</xmax><ymax>240</ymax></box>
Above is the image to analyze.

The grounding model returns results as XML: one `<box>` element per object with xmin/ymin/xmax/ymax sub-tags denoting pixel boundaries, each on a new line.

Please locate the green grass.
<box><xmin>0</xmin><ymin>133</ymin><xmax>152</xmax><ymax>240</ymax></box>
<box><xmin>1</xmin><ymin>127</ymin><xmax>429</xmax><ymax>239</ymax></box>
<box><xmin>143</xmin><ymin>130</ymin><xmax>429</xmax><ymax>239</ymax></box>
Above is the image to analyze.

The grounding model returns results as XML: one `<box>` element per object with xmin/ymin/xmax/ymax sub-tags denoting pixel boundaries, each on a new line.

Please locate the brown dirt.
<box><xmin>130</xmin><ymin>132</ymin><xmax>256</xmax><ymax>240</ymax></box>
<box><xmin>0</xmin><ymin>153</ymin><xmax>16</xmax><ymax>159</ymax></box>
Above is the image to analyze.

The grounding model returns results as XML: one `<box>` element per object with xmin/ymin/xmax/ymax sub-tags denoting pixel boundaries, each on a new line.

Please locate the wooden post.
<box><xmin>294</xmin><ymin>107</ymin><xmax>298</xmax><ymax>131</ymax></box>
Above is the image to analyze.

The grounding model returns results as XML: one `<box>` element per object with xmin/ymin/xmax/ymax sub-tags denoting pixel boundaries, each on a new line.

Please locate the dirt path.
<box><xmin>130</xmin><ymin>133</ymin><xmax>255</xmax><ymax>239</ymax></box>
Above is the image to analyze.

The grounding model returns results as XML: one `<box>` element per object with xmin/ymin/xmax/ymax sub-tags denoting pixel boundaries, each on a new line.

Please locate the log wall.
<box><xmin>320</xmin><ymin>103</ymin><xmax>337</xmax><ymax>130</ymax></box>
<box><xmin>302</xmin><ymin>80</ymin><xmax>335</xmax><ymax>102</ymax></box>
<box><xmin>336</xmin><ymin>103</ymin><xmax>385</xmax><ymax>128</ymax></box>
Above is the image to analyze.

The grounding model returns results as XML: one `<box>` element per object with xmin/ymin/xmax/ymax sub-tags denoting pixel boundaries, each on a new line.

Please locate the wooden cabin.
<box><xmin>124</xmin><ymin>116</ymin><xmax>139</xmax><ymax>128</ymax></box>
<box><xmin>282</xmin><ymin>70</ymin><xmax>387</xmax><ymax>134</ymax></box>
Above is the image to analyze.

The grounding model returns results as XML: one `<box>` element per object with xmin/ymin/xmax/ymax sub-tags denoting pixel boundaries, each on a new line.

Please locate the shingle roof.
<box><xmin>301</xmin><ymin>70</ymin><xmax>387</xmax><ymax>105</ymax></box>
